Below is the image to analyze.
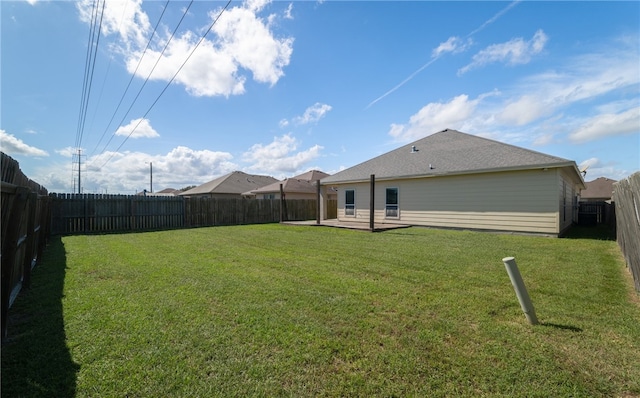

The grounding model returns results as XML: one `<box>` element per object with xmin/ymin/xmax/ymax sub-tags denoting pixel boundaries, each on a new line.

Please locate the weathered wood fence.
<box><xmin>578</xmin><ymin>201</ymin><xmax>615</xmax><ymax>226</ymax></box>
<box><xmin>613</xmin><ymin>172</ymin><xmax>640</xmax><ymax>292</ymax></box>
<box><xmin>1</xmin><ymin>152</ymin><xmax>51</xmax><ymax>340</ymax></box>
<box><xmin>49</xmin><ymin>194</ymin><xmax>325</xmax><ymax>235</ymax></box>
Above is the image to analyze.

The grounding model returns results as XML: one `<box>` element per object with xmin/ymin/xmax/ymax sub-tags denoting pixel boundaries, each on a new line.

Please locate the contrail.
<box><xmin>366</xmin><ymin>0</ymin><xmax>521</xmax><ymax>109</ymax></box>
<box><xmin>467</xmin><ymin>0</ymin><xmax>521</xmax><ymax>37</ymax></box>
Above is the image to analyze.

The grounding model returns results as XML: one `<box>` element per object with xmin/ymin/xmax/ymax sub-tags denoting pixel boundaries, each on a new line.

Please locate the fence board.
<box><xmin>614</xmin><ymin>172</ymin><xmax>640</xmax><ymax>292</ymax></box>
<box><xmin>49</xmin><ymin>195</ymin><xmax>332</xmax><ymax>235</ymax></box>
<box><xmin>1</xmin><ymin>152</ymin><xmax>50</xmax><ymax>340</ymax></box>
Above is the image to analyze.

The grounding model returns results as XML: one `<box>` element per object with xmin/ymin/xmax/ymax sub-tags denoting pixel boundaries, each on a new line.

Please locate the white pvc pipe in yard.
<box><xmin>502</xmin><ymin>257</ymin><xmax>539</xmax><ymax>325</ymax></box>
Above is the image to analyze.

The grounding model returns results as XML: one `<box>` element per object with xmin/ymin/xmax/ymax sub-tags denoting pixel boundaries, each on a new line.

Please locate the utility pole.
<box><xmin>146</xmin><ymin>161</ymin><xmax>153</xmax><ymax>193</ymax></box>
<box><xmin>77</xmin><ymin>148</ymin><xmax>82</xmax><ymax>194</ymax></box>
<box><xmin>150</xmin><ymin>162</ymin><xmax>153</xmax><ymax>193</ymax></box>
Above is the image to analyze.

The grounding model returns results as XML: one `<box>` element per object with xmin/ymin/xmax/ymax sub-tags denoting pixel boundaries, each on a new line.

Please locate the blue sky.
<box><xmin>2</xmin><ymin>0</ymin><xmax>639</xmax><ymax>194</ymax></box>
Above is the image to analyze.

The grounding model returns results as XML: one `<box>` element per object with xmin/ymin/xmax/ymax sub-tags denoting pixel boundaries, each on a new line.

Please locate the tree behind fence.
<box><xmin>49</xmin><ymin>194</ymin><xmax>321</xmax><ymax>235</ymax></box>
<box><xmin>614</xmin><ymin>172</ymin><xmax>640</xmax><ymax>292</ymax></box>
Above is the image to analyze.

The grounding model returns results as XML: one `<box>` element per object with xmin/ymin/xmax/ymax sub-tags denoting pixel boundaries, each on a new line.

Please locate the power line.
<box><xmin>88</xmin><ymin>0</ymin><xmax>170</xmax><ymax>159</ymax></box>
<box><xmin>74</xmin><ymin>0</ymin><xmax>97</xmax><ymax>150</ymax></box>
<box><xmin>73</xmin><ymin>0</ymin><xmax>105</xmax><ymax>192</ymax></box>
<box><xmin>75</xmin><ymin>0</ymin><xmax>106</xmax><ymax>150</ymax></box>
<box><xmin>92</xmin><ymin>0</ymin><xmax>196</xmax><ymax>168</ymax></box>
<box><xmin>103</xmin><ymin>0</ymin><xmax>233</xmax><ymax>161</ymax></box>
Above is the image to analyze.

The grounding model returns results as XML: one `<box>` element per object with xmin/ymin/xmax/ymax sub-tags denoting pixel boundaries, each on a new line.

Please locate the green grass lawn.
<box><xmin>2</xmin><ymin>224</ymin><xmax>639</xmax><ymax>397</ymax></box>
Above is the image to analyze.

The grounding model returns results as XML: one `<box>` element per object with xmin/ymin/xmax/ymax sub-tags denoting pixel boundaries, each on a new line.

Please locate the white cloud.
<box><xmin>80</xmin><ymin>0</ymin><xmax>293</xmax><ymax>98</ymax></box>
<box><xmin>579</xmin><ymin>157</ymin><xmax>600</xmax><ymax>172</ymax></box>
<box><xmin>459</xmin><ymin>29</ymin><xmax>548</xmax><ymax>75</ymax></box>
<box><xmin>77</xmin><ymin>0</ymin><xmax>151</xmax><ymax>52</ymax></box>
<box><xmin>491</xmin><ymin>36</ymin><xmax>640</xmax><ymax>130</ymax></box>
<box><xmin>59</xmin><ymin>146</ymin><xmax>237</xmax><ymax>194</ymax></box>
<box><xmin>578</xmin><ymin>157</ymin><xmax>631</xmax><ymax>182</ymax></box>
<box><xmin>135</xmin><ymin>34</ymin><xmax>245</xmax><ymax>97</ymax></box>
<box><xmin>55</xmin><ymin>147</ymin><xmax>79</xmax><ymax>158</ymax></box>
<box><xmin>114</xmin><ymin>118</ymin><xmax>160</xmax><ymax>138</ymax></box>
<box><xmin>213</xmin><ymin>3</ymin><xmax>293</xmax><ymax>85</ymax></box>
<box><xmin>242</xmin><ymin>134</ymin><xmax>323</xmax><ymax>175</ymax></box>
<box><xmin>569</xmin><ymin>107</ymin><xmax>640</xmax><ymax>143</ymax></box>
<box><xmin>499</xmin><ymin>94</ymin><xmax>552</xmax><ymax>126</ymax></box>
<box><xmin>389</xmin><ymin>35</ymin><xmax>639</xmax><ymax>146</ymax></box>
<box><xmin>388</xmin><ymin>95</ymin><xmax>481</xmax><ymax>141</ymax></box>
<box><xmin>0</xmin><ymin>130</ymin><xmax>49</xmax><ymax>157</ymax></box>
<box><xmin>432</xmin><ymin>36</ymin><xmax>472</xmax><ymax>58</ymax></box>
<box><xmin>284</xmin><ymin>3</ymin><xmax>293</xmax><ymax>20</ymax></box>
<box><xmin>293</xmin><ymin>103</ymin><xmax>332</xmax><ymax>125</ymax></box>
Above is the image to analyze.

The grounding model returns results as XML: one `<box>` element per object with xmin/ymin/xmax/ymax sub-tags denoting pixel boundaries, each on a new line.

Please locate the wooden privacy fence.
<box><xmin>50</xmin><ymin>193</ymin><xmax>185</xmax><ymax>234</ymax></box>
<box><xmin>614</xmin><ymin>172</ymin><xmax>640</xmax><ymax>292</ymax></box>
<box><xmin>1</xmin><ymin>152</ymin><xmax>51</xmax><ymax>340</ymax></box>
<box><xmin>50</xmin><ymin>195</ymin><xmax>323</xmax><ymax>235</ymax></box>
<box><xmin>578</xmin><ymin>201</ymin><xmax>615</xmax><ymax>226</ymax></box>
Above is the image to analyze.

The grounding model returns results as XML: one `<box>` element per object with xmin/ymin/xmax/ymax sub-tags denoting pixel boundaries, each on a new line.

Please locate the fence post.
<box><xmin>1</xmin><ymin>186</ymin><xmax>30</xmax><ymax>340</ymax></box>
<box><xmin>279</xmin><ymin>184</ymin><xmax>285</xmax><ymax>223</ymax></box>
<box><xmin>502</xmin><ymin>257</ymin><xmax>539</xmax><ymax>325</ymax></box>
<box><xmin>316</xmin><ymin>180</ymin><xmax>321</xmax><ymax>225</ymax></box>
<box><xmin>21</xmin><ymin>192</ymin><xmax>37</xmax><ymax>290</ymax></box>
<box><xmin>370</xmin><ymin>174</ymin><xmax>375</xmax><ymax>231</ymax></box>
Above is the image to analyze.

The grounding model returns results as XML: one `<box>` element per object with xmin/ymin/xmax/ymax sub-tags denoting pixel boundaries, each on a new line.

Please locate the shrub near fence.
<box><xmin>1</xmin><ymin>152</ymin><xmax>50</xmax><ymax>340</ymax></box>
<box><xmin>614</xmin><ymin>172</ymin><xmax>640</xmax><ymax>292</ymax></box>
<box><xmin>50</xmin><ymin>195</ymin><xmax>321</xmax><ymax>235</ymax></box>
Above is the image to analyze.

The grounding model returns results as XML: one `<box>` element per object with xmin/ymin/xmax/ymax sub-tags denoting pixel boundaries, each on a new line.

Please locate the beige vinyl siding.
<box><xmin>257</xmin><ymin>192</ymin><xmax>318</xmax><ymax>200</ymax></box>
<box><xmin>558</xmin><ymin>167</ymin><xmax>579</xmax><ymax>233</ymax></box>
<box><xmin>336</xmin><ymin>169</ymin><xmax>561</xmax><ymax>234</ymax></box>
<box><xmin>336</xmin><ymin>183</ymin><xmax>370</xmax><ymax>220</ymax></box>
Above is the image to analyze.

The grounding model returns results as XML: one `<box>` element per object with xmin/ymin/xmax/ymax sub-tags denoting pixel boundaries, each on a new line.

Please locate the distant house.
<box><xmin>157</xmin><ymin>188</ymin><xmax>180</xmax><ymax>195</ymax></box>
<box><xmin>179</xmin><ymin>171</ymin><xmax>278</xmax><ymax>199</ymax></box>
<box><xmin>137</xmin><ymin>188</ymin><xmax>180</xmax><ymax>197</ymax></box>
<box><xmin>243</xmin><ymin>170</ymin><xmax>337</xmax><ymax>200</ymax></box>
<box><xmin>320</xmin><ymin>129</ymin><xmax>586</xmax><ymax>236</ymax></box>
<box><xmin>580</xmin><ymin>177</ymin><xmax>617</xmax><ymax>202</ymax></box>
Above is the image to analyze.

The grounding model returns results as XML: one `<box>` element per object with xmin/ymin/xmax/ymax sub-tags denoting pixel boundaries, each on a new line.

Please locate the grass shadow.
<box><xmin>541</xmin><ymin>322</ymin><xmax>583</xmax><ymax>332</ymax></box>
<box><xmin>1</xmin><ymin>236</ymin><xmax>79</xmax><ymax>397</ymax></box>
<box><xmin>563</xmin><ymin>224</ymin><xmax>616</xmax><ymax>241</ymax></box>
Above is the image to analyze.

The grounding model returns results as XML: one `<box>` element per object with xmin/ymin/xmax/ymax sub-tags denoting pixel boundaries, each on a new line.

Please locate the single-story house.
<box><xmin>136</xmin><ymin>188</ymin><xmax>180</xmax><ymax>196</ymax></box>
<box><xmin>243</xmin><ymin>170</ymin><xmax>337</xmax><ymax>200</ymax></box>
<box><xmin>319</xmin><ymin>129</ymin><xmax>586</xmax><ymax>236</ymax></box>
<box><xmin>179</xmin><ymin>171</ymin><xmax>278</xmax><ymax>199</ymax></box>
<box><xmin>580</xmin><ymin>177</ymin><xmax>617</xmax><ymax>202</ymax></box>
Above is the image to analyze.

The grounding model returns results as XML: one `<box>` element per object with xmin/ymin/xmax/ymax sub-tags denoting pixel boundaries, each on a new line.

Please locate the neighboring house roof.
<box><xmin>243</xmin><ymin>170</ymin><xmax>336</xmax><ymax>197</ymax></box>
<box><xmin>157</xmin><ymin>188</ymin><xmax>179</xmax><ymax>194</ymax></box>
<box><xmin>322</xmin><ymin>129</ymin><xmax>583</xmax><ymax>185</ymax></box>
<box><xmin>581</xmin><ymin>177</ymin><xmax>617</xmax><ymax>200</ymax></box>
<box><xmin>245</xmin><ymin>178</ymin><xmax>319</xmax><ymax>195</ymax></box>
<box><xmin>293</xmin><ymin>170</ymin><xmax>330</xmax><ymax>181</ymax></box>
<box><xmin>179</xmin><ymin>171</ymin><xmax>278</xmax><ymax>196</ymax></box>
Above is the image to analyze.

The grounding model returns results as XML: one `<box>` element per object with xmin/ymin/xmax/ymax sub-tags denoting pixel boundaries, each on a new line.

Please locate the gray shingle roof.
<box><xmin>322</xmin><ymin>129</ymin><xmax>577</xmax><ymax>184</ymax></box>
<box><xmin>245</xmin><ymin>178</ymin><xmax>318</xmax><ymax>195</ymax></box>
<box><xmin>179</xmin><ymin>171</ymin><xmax>278</xmax><ymax>195</ymax></box>
<box><xmin>293</xmin><ymin>170</ymin><xmax>330</xmax><ymax>181</ymax></box>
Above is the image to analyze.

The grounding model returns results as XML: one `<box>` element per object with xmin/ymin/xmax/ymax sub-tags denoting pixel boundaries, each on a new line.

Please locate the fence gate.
<box><xmin>578</xmin><ymin>201</ymin><xmax>614</xmax><ymax>226</ymax></box>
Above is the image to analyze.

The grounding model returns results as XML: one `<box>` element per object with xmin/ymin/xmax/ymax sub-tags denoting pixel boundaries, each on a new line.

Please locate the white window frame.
<box><xmin>385</xmin><ymin>187</ymin><xmax>399</xmax><ymax>218</ymax></box>
<box><xmin>345</xmin><ymin>189</ymin><xmax>355</xmax><ymax>217</ymax></box>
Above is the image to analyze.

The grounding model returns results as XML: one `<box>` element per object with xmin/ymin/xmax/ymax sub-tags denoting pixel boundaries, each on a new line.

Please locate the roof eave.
<box><xmin>321</xmin><ymin>162</ymin><xmax>583</xmax><ymax>185</ymax></box>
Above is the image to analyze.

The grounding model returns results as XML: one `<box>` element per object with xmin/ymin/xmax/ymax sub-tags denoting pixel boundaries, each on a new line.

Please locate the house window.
<box><xmin>385</xmin><ymin>187</ymin><xmax>399</xmax><ymax>218</ymax></box>
<box><xmin>345</xmin><ymin>189</ymin><xmax>355</xmax><ymax>216</ymax></box>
